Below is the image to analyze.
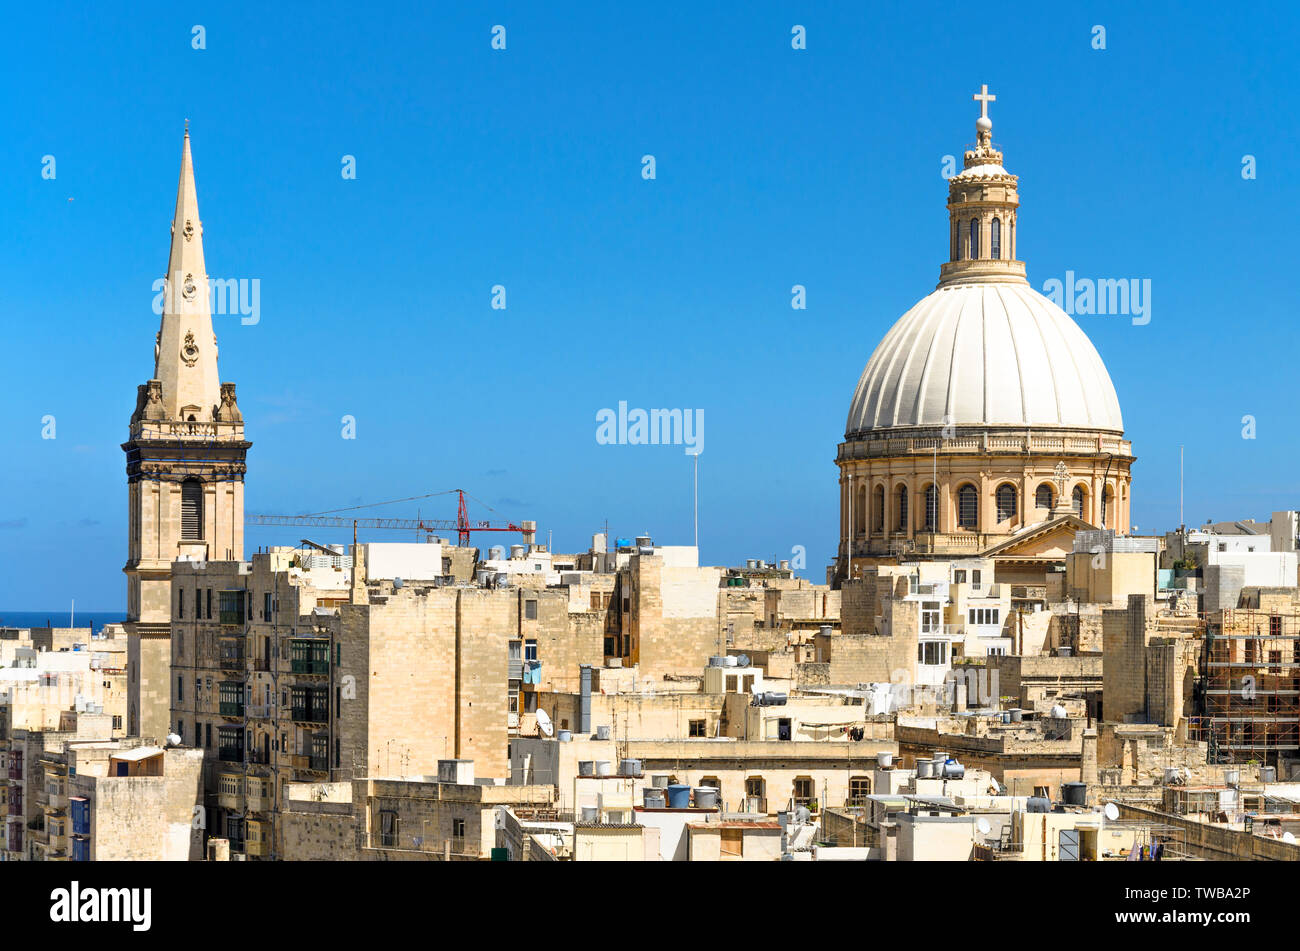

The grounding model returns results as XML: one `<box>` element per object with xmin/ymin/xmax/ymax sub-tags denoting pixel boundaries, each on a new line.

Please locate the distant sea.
<box><xmin>0</xmin><ymin>611</ymin><xmax>126</xmax><ymax>636</ymax></box>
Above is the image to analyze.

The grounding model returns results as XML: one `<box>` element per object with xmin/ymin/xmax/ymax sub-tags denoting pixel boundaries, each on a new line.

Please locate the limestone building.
<box><xmin>123</xmin><ymin>129</ymin><xmax>250</xmax><ymax>742</ymax></box>
<box><xmin>837</xmin><ymin>87</ymin><xmax>1133</xmax><ymax>580</ymax></box>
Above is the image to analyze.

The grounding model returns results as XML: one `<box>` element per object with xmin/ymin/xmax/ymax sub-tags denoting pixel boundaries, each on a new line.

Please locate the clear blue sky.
<box><xmin>1</xmin><ymin>1</ymin><xmax>1297</xmax><ymax>609</ymax></box>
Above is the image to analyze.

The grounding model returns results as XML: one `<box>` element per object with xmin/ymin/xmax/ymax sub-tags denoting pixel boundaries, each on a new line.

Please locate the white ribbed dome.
<box><xmin>846</xmin><ymin>282</ymin><xmax>1124</xmax><ymax>435</ymax></box>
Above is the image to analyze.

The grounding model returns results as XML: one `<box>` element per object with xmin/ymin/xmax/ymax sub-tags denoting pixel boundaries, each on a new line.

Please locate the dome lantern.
<box><xmin>939</xmin><ymin>84</ymin><xmax>1027</xmax><ymax>288</ymax></box>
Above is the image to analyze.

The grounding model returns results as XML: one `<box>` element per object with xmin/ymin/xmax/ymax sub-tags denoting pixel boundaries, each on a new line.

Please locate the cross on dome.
<box><xmin>973</xmin><ymin>84</ymin><xmax>996</xmax><ymax>120</ymax></box>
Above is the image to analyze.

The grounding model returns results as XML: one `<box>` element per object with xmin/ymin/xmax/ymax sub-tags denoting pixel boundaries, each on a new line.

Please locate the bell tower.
<box><xmin>122</xmin><ymin>127</ymin><xmax>251</xmax><ymax>741</ymax></box>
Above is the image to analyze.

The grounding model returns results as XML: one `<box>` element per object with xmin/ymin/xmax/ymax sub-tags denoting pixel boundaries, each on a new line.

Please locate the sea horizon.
<box><xmin>0</xmin><ymin>610</ymin><xmax>126</xmax><ymax>636</ymax></box>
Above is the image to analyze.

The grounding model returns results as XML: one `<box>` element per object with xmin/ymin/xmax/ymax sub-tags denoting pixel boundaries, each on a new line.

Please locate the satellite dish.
<box><xmin>975</xmin><ymin>817</ymin><xmax>991</xmax><ymax>836</ymax></box>
<box><xmin>1104</xmin><ymin>803</ymin><xmax>1120</xmax><ymax>821</ymax></box>
<box><xmin>536</xmin><ymin>708</ymin><xmax>554</xmax><ymax>737</ymax></box>
<box><xmin>1284</xmin><ymin>832</ymin><xmax>1297</xmax><ymax>845</ymax></box>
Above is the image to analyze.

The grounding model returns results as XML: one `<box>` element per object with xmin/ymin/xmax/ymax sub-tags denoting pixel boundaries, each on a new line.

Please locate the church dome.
<box><xmin>845</xmin><ymin>281</ymin><xmax>1124</xmax><ymax>436</ymax></box>
<box><xmin>845</xmin><ymin>86</ymin><xmax>1124</xmax><ymax>440</ymax></box>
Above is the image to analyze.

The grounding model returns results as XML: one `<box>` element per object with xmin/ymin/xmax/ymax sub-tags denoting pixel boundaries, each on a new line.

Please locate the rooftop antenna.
<box><xmin>686</xmin><ymin>447</ymin><xmax>701</xmax><ymax>550</ymax></box>
<box><xmin>1179</xmin><ymin>444</ymin><xmax>1184</xmax><ymax>530</ymax></box>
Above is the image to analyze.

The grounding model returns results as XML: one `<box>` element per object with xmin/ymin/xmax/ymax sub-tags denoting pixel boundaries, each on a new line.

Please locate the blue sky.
<box><xmin>1</xmin><ymin>1</ymin><xmax>1297</xmax><ymax>609</ymax></box>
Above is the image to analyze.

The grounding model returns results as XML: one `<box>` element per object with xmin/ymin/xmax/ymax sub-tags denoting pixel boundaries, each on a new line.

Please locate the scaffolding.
<box><xmin>1192</xmin><ymin>609</ymin><xmax>1300</xmax><ymax>766</ymax></box>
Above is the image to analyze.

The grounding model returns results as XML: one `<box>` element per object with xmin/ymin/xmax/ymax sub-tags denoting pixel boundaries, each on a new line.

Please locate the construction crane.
<box><xmin>246</xmin><ymin>488</ymin><xmax>532</xmax><ymax>547</ymax></box>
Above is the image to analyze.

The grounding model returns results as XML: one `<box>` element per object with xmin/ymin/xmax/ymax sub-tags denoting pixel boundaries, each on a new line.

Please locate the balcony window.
<box><xmin>290</xmin><ymin>639</ymin><xmax>330</xmax><ymax>674</ymax></box>
<box><xmin>793</xmin><ymin>777</ymin><xmax>815</xmax><ymax>809</ymax></box>
<box><xmin>378</xmin><ymin>810</ymin><xmax>398</xmax><ymax>848</ymax></box>
<box><xmin>218</xmin><ymin>590</ymin><xmax>245</xmax><ymax>626</ymax></box>
<box><xmin>918</xmin><ymin>641</ymin><xmax>948</xmax><ymax>666</ymax></box>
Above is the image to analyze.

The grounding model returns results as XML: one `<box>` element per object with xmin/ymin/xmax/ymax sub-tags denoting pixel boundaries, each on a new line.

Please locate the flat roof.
<box><xmin>111</xmin><ymin>746</ymin><xmax>164</xmax><ymax>762</ymax></box>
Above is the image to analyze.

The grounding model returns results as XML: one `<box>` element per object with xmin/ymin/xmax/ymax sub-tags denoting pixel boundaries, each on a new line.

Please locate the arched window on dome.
<box><xmin>969</xmin><ymin>218</ymin><xmax>980</xmax><ymax>259</ymax></box>
<box><xmin>957</xmin><ymin>484</ymin><xmax>978</xmax><ymax>529</ymax></box>
<box><xmin>854</xmin><ymin>485</ymin><xmax>866</xmax><ymax>536</ymax></box>
<box><xmin>1072</xmin><ymin>485</ymin><xmax>1086</xmax><ymax>520</ymax></box>
<box><xmin>990</xmin><ymin>217</ymin><xmax>1001</xmax><ymax>260</ymax></box>
<box><xmin>923</xmin><ymin>484</ymin><xmax>938</xmax><ymax>532</ymax></box>
<box><xmin>1035</xmin><ymin>484</ymin><xmax>1054</xmax><ymax>511</ymax></box>
<box><xmin>1101</xmin><ymin>486</ymin><xmax>1113</xmax><ymax>529</ymax></box>
<box><xmin>872</xmin><ymin>485</ymin><xmax>885</xmax><ymax>533</ymax></box>
<box><xmin>995</xmin><ymin>484</ymin><xmax>1016</xmax><ymax>523</ymax></box>
<box><xmin>896</xmin><ymin>486</ymin><xmax>908</xmax><ymax>532</ymax></box>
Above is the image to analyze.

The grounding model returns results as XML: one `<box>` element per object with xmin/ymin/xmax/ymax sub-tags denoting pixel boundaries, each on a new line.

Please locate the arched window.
<box><xmin>1072</xmin><ymin>485</ymin><xmax>1086</xmax><ymax>520</ymax></box>
<box><xmin>1101</xmin><ymin>486</ymin><xmax>1112</xmax><ymax>528</ymax></box>
<box><xmin>873</xmin><ymin>485</ymin><xmax>885</xmax><ymax>532</ymax></box>
<box><xmin>896</xmin><ymin>486</ymin><xmax>908</xmax><ymax>532</ymax></box>
<box><xmin>923</xmin><ymin>484</ymin><xmax>938</xmax><ymax>531</ymax></box>
<box><xmin>990</xmin><ymin>217</ymin><xmax>1001</xmax><ymax>259</ymax></box>
<box><xmin>995</xmin><ymin>484</ymin><xmax>1017</xmax><ymax>522</ymax></box>
<box><xmin>181</xmin><ymin>478</ymin><xmax>203</xmax><ymax>540</ymax></box>
<box><xmin>969</xmin><ymin>218</ymin><xmax>980</xmax><ymax>259</ymax></box>
<box><xmin>1035</xmin><ymin>484</ymin><xmax>1053</xmax><ymax>510</ymax></box>
<box><xmin>957</xmin><ymin>484</ymin><xmax>978</xmax><ymax>529</ymax></box>
<box><xmin>854</xmin><ymin>485</ymin><xmax>866</xmax><ymax>535</ymax></box>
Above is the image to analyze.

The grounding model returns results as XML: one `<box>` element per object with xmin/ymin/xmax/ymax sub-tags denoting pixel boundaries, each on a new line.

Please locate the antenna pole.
<box><xmin>693</xmin><ymin>450</ymin><xmax>699</xmax><ymax>550</ymax></box>
<box><xmin>1179</xmin><ymin>444</ymin><xmax>1184</xmax><ymax>529</ymax></box>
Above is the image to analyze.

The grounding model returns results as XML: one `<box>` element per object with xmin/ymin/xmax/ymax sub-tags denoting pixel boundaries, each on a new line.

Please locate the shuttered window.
<box><xmin>181</xmin><ymin>479</ymin><xmax>203</xmax><ymax>539</ymax></box>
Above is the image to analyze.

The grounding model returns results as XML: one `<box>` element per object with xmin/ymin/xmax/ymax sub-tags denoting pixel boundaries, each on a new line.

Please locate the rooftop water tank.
<box><xmin>578</xmin><ymin>760</ymin><xmax>595</xmax><ymax>777</ymax></box>
<box><xmin>580</xmin><ymin>806</ymin><xmax>599</xmax><ymax>822</ymax></box>
<box><xmin>642</xmin><ymin>787</ymin><xmax>666</xmax><ymax>809</ymax></box>
<box><xmin>694</xmin><ymin>787</ymin><xmax>719</xmax><ymax>809</ymax></box>
<box><xmin>510</xmin><ymin>545</ymin><xmax>525</xmax><ymax>559</ymax></box>
<box><xmin>594</xmin><ymin>761</ymin><xmax>613</xmax><ymax>777</ymax></box>
<box><xmin>1261</xmin><ymin>766</ymin><xmax>1278</xmax><ymax>783</ymax></box>
<box><xmin>489</xmin><ymin>546</ymin><xmax>505</xmax><ymax>561</ymax></box>
<box><xmin>1062</xmin><ymin>782</ymin><xmax>1087</xmax><ymax>806</ymax></box>
<box><xmin>1050</xmin><ymin>704</ymin><xmax>1068</xmax><ymax>719</ymax></box>
<box><xmin>877</xmin><ymin>752</ymin><xmax>893</xmax><ymax>768</ymax></box>
<box><xmin>621</xmin><ymin>758</ymin><xmax>643</xmax><ymax>777</ymax></box>
<box><xmin>1010</xmin><ymin>709</ymin><xmax>1023</xmax><ymax>723</ymax></box>
<box><xmin>723</xmin><ymin>656</ymin><xmax>739</xmax><ymax>668</ymax></box>
<box><xmin>1026</xmin><ymin>797</ymin><xmax>1052</xmax><ymax>813</ymax></box>
<box><xmin>595</xmin><ymin>725</ymin><xmax>611</xmax><ymax>741</ymax></box>
<box><xmin>666</xmin><ymin>784</ymin><xmax>691</xmax><ymax>808</ymax></box>
<box><xmin>943</xmin><ymin>761</ymin><xmax>966</xmax><ymax>780</ymax></box>
<box><xmin>557</xmin><ymin>730</ymin><xmax>572</xmax><ymax>742</ymax></box>
<box><xmin>917</xmin><ymin>760</ymin><xmax>934</xmax><ymax>779</ymax></box>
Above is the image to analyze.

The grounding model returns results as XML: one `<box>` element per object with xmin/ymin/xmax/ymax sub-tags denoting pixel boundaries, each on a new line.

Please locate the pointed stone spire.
<box><xmin>154</xmin><ymin>124</ymin><xmax>220</xmax><ymax>422</ymax></box>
